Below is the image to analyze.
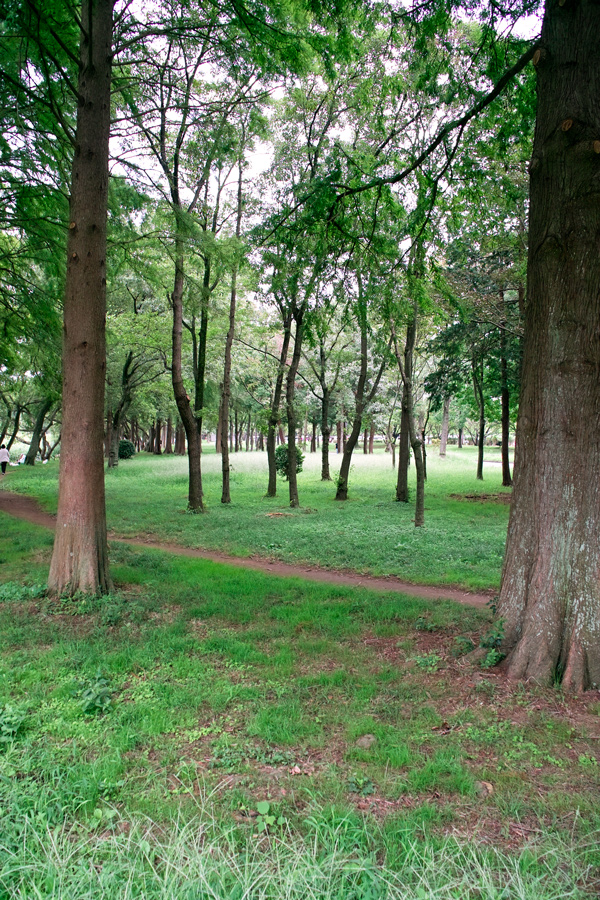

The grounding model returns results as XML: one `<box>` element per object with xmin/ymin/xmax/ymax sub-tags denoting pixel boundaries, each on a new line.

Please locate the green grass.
<box><xmin>7</xmin><ymin>444</ymin><xmax>510</xmax><ymax>589</ymax></box>
<box><xmin>1</xmin><ymin>512</ymin><xmax>600</xmax><ymax>896</ymax></box>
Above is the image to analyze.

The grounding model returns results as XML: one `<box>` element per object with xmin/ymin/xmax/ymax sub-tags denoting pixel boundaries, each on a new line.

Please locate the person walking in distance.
<box><xmin>0</xmin><ymin>445</ymin><xmax>9</xmax><ymax>476</ymax></box>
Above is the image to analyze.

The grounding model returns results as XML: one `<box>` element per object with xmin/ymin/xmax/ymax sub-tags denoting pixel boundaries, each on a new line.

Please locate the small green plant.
<box><xmin>451</xmin><ymin>636</ymin><xmax>475</xmax><ymax>658</ymax></box>
<box><xmin>255</xmin><ymin>800</ymin><xmax>287</xmax><ymax>833</ymax></box>
<box><xmin>274</xmin><ymin>444</ymin><xmax>304</xmax><ymax>480</ymax></box>
<box><xmin>347</xmin><ymin>774</ymin><xmax>375</xmax><ymax>796</ymax></box>
<box><xmin>118</xmin><ymin>439</ymin><xmax>136</xmax><ymax>459</ymax></box>
<box><xmin>0</xmin><ymin>705</ymin><xmax>26</xmax><ymax>745</ymax></box>
<box><xmin>414</xmin><ymin>616</ymin><xmax>437</xmax><ymax>632</ymax></box>
<box><xmin>481</xmin><ymin>647</ymin><xmax>505</xmax><ymax>668</ymax></box>
<box><xmin>0</xmin><ymin>582</ymin><xmax>46</xmax><ymax>602</ymax></box>
<box><xmin>480</xmin><ymin>620</ymin><xmax>504</xmax><ymax>650</ymax></box>
<box><xmin>413</xmin><ymin>652</ymin><xmax>443</xmax><ymax>673</ymax></box>
<box><xmin>480</xmin><ymin>620</ymin><xmax>505</xmax><ymax>668</ymax></box>
<box><xmin>79</xmin><ymin>672</ymin><xmax>113</xmax><ymax>715</ymax></box>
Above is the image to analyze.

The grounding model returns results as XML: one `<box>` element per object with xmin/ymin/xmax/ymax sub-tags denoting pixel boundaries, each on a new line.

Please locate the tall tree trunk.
<box><xmin>165</xmin><ymin>416</ymin><xmax>173</xmax><ymax>454</ymax></box>
<box><xmin>395</xmin><ymin>358</ymin><xmax>411</xmax><ymax>501</ymax></box>
<box><xmin>286</xmin><ymin>307</ymin><xmax>305</xmax><ymax>509</ymax></box>
<box><xmin>499</xmin><ymin>310</ymin><xmax>512</xmax><ymax>487</ymax></box>
<box><xmin>48</xmin><ymin>0</ymin><xmax>113</xmax><ymax>595</ymax></box>
<box><xmin>458</xmin><ymin>427</ymin><xmax>463</xmax><ymax>449</ymax></box>
<box><xmin>363</xmin><ymin>428</ymin><xmax>368</xmax><ymax>454</ymax></box>
<box><xmin>498</xmin><ymin>0</ymin><xmax>600</xmax><ymax>690</ymax></box>
<box><xmin>311</xmin><ymin>421</ymin><xmax>316</xmax><ymax>453</ymax></box>
<box><xmin>153</xmin><ymin>417</ymin><xmax>162</xmax><ymax>454</ymax></box>
<box><xmin>472</xmin><ymin>360</ymin><xmax>485</xmax><ymax>480</ymax></box>
<box><xmin>266</xmin><ymin>311</ymin><xmax>292</xmax><ymax>497</ymax></box>
<box><xmin>171</xmin><ymin>231</ymin><xmax>203</xmax><ymax>510</ymax></box>
<box><xmin>105</xmin><ymin>408</ymin><xmax>113</xmax><ymax>458</ymax></box>
<box><xmin>393</xmin><ymin>306</ymin><xmax>424</xmax><ymax>525</ymax></box>
<box><xmin>24</xmin><ymin>399</ymin><xmax>52</xmax><ymax>465</ymax></box>
<box><xmin>439</xmin><ymin>396</ymin><xmax>450</xmax><ymax>457</ymax></box>
<box><xmin>6</xmin><ymin>404</ymin><xmax>22</xmax><ymax>450</ymax></box>
<box><xmin>321</xmin><ymin>388</ymin><xmax>331</xmax><ymax>479</ymax></box>
<box><xmin>369</xmin><ymin>422</ymin><xmax>375</xmax><ymax>454</ymax></box>
<box><xmin>221</xmin><ymin>159</ymin><xmax>243</xmax><ymax>504</ymax></box>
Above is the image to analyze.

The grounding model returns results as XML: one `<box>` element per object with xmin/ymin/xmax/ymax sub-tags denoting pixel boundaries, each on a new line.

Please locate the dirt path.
<box><xmin>0</xmin><ymin>488</ymin><xmax>491</xmax><ymax>608</ymax></box>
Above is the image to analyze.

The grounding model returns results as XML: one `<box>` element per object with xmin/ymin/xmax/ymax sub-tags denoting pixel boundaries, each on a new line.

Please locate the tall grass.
<box><xmin>1</xmin><ymin>802</ymin><xmax>595</xmax><ymax>899</ymax></box>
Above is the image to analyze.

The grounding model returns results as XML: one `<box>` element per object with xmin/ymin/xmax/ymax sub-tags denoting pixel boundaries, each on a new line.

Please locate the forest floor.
<box><xmin>0</xmin><ymin>486</ymin><xmax>490</xmax><ymax>608</ymax></box>
<box><xmin>1</xmin><ymin>453</ymin><xmax>599</xmax><ymax>897</ymax></box>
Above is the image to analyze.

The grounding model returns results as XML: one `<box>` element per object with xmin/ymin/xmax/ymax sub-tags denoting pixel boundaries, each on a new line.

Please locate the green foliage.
<box><xmin>255</xmin><ymin>800</ymin><xmax>287</xmax><ymax>833</ymax></box>
<box><xmin>480</xmin><ymin>620</ymin><xmax>505</xmax><ymax>668</ymax></box>
<box><xmin>347</xmin><ymin>774</ymin><xmax>375</xmax><ymax>796</ymax></box>
<box><xmin>412</xmin><ymin>652</ymin><xmax>443</xmax><ymax>673</ymax></box>
<box><xmin>275</xmin><ymin>444</ymin><xmax>305</xmax><ymax>480</ymax></box>
<box><xmin>0</xmin><ymin>705</ymin><xmax>26</xmax><ymax>745</ymax></box>
<box><xmin>0</xmin><ymin>582</ymin><xmax>46</xmax><ymax>602</ymax></box>
<box><xmin>78</xmin><ymin>673</ymin><xmax>113</xmax><ymax>715</ymax></box>
<box><xmin>451</xmin><ymin>636</ymin><xmax>475</xmax><ymax>658</ymax></box>
<box><xmin>118</xmin><ymin>439</ymin><xmax>136</xmax><ymax>460</ymax></box>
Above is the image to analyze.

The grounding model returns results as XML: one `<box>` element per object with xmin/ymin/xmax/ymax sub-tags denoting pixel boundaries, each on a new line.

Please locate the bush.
<box><xmin>274</xmin><ymin>444</ymin><xmax>304</xmax><ymax>480</ymax></box>
<box><xmin>118</xmin><ymin>439</ymin><xmax>136</xmax><ymax>460</ymax></box>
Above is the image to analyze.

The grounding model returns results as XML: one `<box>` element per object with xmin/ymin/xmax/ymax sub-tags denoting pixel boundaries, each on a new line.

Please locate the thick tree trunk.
<box><xmin>498</xmin><ymin>0</ymin><xmax>600</xmax><ymax>691</ymax></box>
<box><xmin>266</xmin><ymin>312</ymin><xmax>292</xmax><ymax>497</ymax></box>
<box><xmin>439</xmin><ymin>396</ymin><xmax>450</xmax><ymax>457</ymax></box>
<box><xmin>48</xmin><ymin>0</ymin><xmax>113</xmax><ymax>595</ymax></box>
<box><xmin>369</xmin><ymin>423</ymin><xmax>375</xmax><ymax>454</ymax></box>
<box><xmin>165</xmin><ymin>416</ymin><xmax>173</xmax><ymax>454</ymax></box>
<box><xmin>286</xmin><ymin>307</ymin><xmax>305</xmax><ymax>509</ymax></box>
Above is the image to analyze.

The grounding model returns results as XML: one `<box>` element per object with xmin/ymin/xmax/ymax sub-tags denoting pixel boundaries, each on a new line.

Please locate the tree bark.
<box><xmin>171</xmin><ymin>230</ymin><xmax>203</xmax><ymax>510</ymax></box>
<box><xmin>286</xmin><ymin>306</ymin><xmax>305</xmax><ymax>508</ymax></box>
<box><xmin>48</xmin><ymin>0</ymin><xmax>113</xmax><ymax>595</ymax></box>
<box><xmin>439</xmin><ymin>395</ymin><xmax>450</xmax><ymax>457</ymax></box>
<box><xmin>472</xmin><ymin>359</ymin><xmax>485</xmax><ymax>481</ymax></box>
<box><xmin>25</xmin><ymin>399</ymin><xmax>52</xmax><ymax>465</ymax></box>
<box><xmin>395</xmin><ymin>354</ymin><xmax>411</xmax><ymax>501</ymax></box>
<box><xmin>165</xmin><ymin>416</ymin><xmax>173</xmax><ymax>454</ymax></box>
<box><xmin>266</xmin><ymin>311</ymin><xmax>292</xmax><ymax>497</ymax></box>
<box><xmin>321</xmin><ymin>388</ymin><xmax>331</xmax><ymax>479</ymax></box>
<box><xmin>499</xmin><ymin>311</ymin><xmax>512</xmax><ymax>487</ymax></box>
<box><xmin>498</xmin><ymin>0</ymin><xmax>600</xmax><ymax>691</ymax></box>
<box><xmin>393</xmin><ymin>306</ymin><xmax>424</xmax><ymax>525</ymax></box>
<box><xmin>221</xmin><ymin>162</ymin><xmax>243</xmax><ymax>502</ymax></box>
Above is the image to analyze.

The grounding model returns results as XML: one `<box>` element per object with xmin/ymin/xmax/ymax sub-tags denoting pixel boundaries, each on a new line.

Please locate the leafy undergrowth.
<box><xmin>1</xmin><ymin>515</ymin><xmax>599</xmax><ymax>896</ymax></box>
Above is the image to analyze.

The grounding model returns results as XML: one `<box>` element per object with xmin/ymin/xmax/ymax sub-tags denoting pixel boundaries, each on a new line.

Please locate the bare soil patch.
<box><xmin>450</xmin><ymin>492</ymin><xmax>512</xmax><ymax>505</ymax></box>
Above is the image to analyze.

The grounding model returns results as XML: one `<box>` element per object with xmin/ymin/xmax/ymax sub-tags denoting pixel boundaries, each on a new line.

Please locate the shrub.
<box><xmin>118</xmin><ymin>439</ymin><xmax>136</xmax><ymax>460</ymax></box>
<box><xmin>275</xmin><ymin>444</ymin><xmax>304</xmax><ymax>480</ymax></box>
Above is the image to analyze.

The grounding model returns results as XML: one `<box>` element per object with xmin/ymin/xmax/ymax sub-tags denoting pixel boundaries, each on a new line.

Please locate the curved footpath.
<box><xmin>0</xmin><ymin>488</ymin><xmax>491</xmax><ymax>609</ymax></box>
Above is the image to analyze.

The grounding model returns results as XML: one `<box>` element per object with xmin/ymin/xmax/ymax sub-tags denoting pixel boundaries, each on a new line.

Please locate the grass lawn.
<box><xmin>1</xmin><ymin>508</ymin><xmax>600</xmax><ymax>897</ymax></box>
<box><xmin>7</xmin><ymin>444</ymin><xmax>511</xmax><ymax>590</ymax></box>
